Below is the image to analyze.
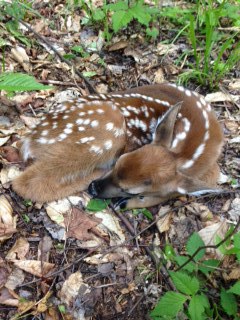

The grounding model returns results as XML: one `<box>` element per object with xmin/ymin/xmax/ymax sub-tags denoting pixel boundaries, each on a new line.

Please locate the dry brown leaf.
<box><xmin>228</xmin><ymin>198</ymin><xmax>240</xmax><ymax>222</ymax></box>
<box><xmin>46</xmin><ymin>199</ymin><xmax>69</xmax><ymax>227</ymax></box>
<box><xmin>20</xmin><ymin>115</ymin><xmax>40</xmax><ymax>128</ymax></box>
<box><xmin>95</xmin><ymin>211</ymin><xmax>125</xmax><ymax>245</ymax></box>
<box><xmin>0</xmin><ymin>146</ymin><xmax>21</xmax><ymax>162</ymax></box>
<box><xmin>154</xmin><ymin>68</ymin><xmax>165</xmax><ymax>84</ymax></box>
<box><xmin>156</xmin><ymin>206</ymin><xmax>172</xmax><ymax>233</ymax></box>
<box><xmin>0</xmin><ymin>165</ymin><xmax>21</xmax><ymax>185</ymax></box>
<box><xmin>6</xmin><ymin>237</ymin><xmax>29</xmax><ymax>260</ymax></box>
<box><xmin>37</xmin><ymin>236</ymin><xmax>52</xmax><ymax>262</ymax></box>
<box><xmin>58</xmin><ymin>271</ymin><xmax>90</xmax><ymax>306</ymax></box>
<box><xmin>12</xmin><ymin>260</ymin><xmax>55</xmax><ymax>277</ymax></box>
<box><xmin>198</xmin><ymin>221</ymin><xmax>229</xmax><ymax>258</ymax></box>
<box><xmin>0</xmin><ymin>136</ymin><xmax>10</xmax><ymax>146</ymax></box>
<box><xmin>229</xmin><ymin>79</ymin><xmax>240</xmax><ymax>89</ymax></box>
<box><xmin>11</xmin><ymin>46</ymin><xmax>31</xmax><ymax>72</ymax></box>
<box><xmin>0</xmin><ymin>195</ymin><xmax>17</xmax><ymax>242</ymax></box>
<box><xmin>108</xmin><ymin>40</ymin><xmax>129</xmax><ymax>51</ymax></box>
<box><xmin>156</xmin><ymin>43</ymin><xmax>178</xmax><ymax>55</ymax></box>
<box><xmin>0</xmin><ymin>287</ymin><xmax>19</xmax><ymax>306</ymax></box>
<box><xmin>205</xmin><ymin>92</ymin><xmax>239</xmax><ymax>103</ymax></box>
<box><xmin>228</xmin><ymin>267</ymin><xmax>240</xmax><ymax>280</ymax></box>
<box><xmin>65</xmin><ymin>208</ymin><xmax>102</xmax><ymax>241</ymax></box>
<box><xmin>186</xmin><ymin>203</ymin><xmax>213</xmax><ymax>221</ymax></box>
<box><xmin>5</xmin><ymin>268</ymin><xmax>25</xmax><ymax>290</ymax></box>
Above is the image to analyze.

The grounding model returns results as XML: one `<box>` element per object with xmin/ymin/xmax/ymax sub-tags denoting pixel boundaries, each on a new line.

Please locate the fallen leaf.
<box><xmin>156</xmin><ymin>43</ymin><xmax>178</xmax><ymax>55</ymax></box>
<box><xmin>12</xmin><ymin>260</ymin><xmax>55</xmax><ymax>277</ymax></box>
<box><xmin>205</xmin><ymin>92</ymin><xmax>238</xmax><ymax>103</ymax></box>
<box><xmin>20</xmin><ymin>115</ymin><xmax>40</xmax><ymax>128</ymax></box>
<box><xmin>108</xmin><ymin>40</ymin><xmax>128</xmax><ymax>51</ymax></box>
<box><xmin>0</xmin><ymin>136</ymin><xmax>10</xmax><ymax>146</ymax></box>
<box><xmin>198</xmin><ymin>221</ymin><xmax>229</xmax><ymax>258</ymax></box>
<box><xmin>65</xmin><ymin>208</ymin><xmax>102</xmax><ymax>241</ymax></box>
<box><xmin>5</xmin><ymin>268</ymin><xmax>25</xmax><ymax>290</ymax></box>
<box><xmin>0</xmin><ymin>165</ymin><xmax>21</xmax><ymax>185</ymax></box>
<box><xmin>228</xmin><ymin>198</ymin><xmax>240</xmax><ymax>222</ymax></box>
<box><xmin>95</xmin><ymin>211</ymin><xmax>125</xmax><ymax>245</ymax></box>
<box><xmin>11</xmin><ymin>46</ymin><xmax>31</xmax><ymax>72</ymax></box>
<box><xmin>154</xmin><ymin>68</ymin><xmax>165</xmax><ymax>84</ymax></box>
<box><xmin>0</xmin><ymin>146</ymin><xmax>21</xmax><ymax>162</ymax></box>
<box><xmin>0</xmin><ymin>195</ymin><xmax>17</xmax><ymax>242</ymax></box>
<box><xmin>0</xmin><ymin>287</ymin><xmax>19</xmax><ymax>306</ymax></box>
<box><xmin>156</xmin><ymin>206</ymin><xmax>172</xmax><ymax>233</ymax></box>
<box><xmin>6</xmin><ymin>237</ymin><xmax>29</xmax><ymax>260</ymax></box>
<box><xmin>0</xmin><ymin>266</ymin><xmax>9</xmax><ymax>288</ymax></box>
<box><xmin>58</xmin><ymin>271</ymin><xmax>90</xmax><ymax>306</ymax></box>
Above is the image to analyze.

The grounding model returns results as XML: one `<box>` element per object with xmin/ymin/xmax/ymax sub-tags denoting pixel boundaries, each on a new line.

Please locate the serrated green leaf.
<box><xmin>198</xmin><ymin>259</ymin><xmax>220</xmax><ymax>274</ymax></box>
<box><xmin>93</xmin><ymin>9</ymin><xmax>105</xmax><ymax>21</ymax></box>
<box><xmin>0</xmin><ymin>73</ymin><xmax>52</xmax><ymax>92</ymax></box>
<box><xmin>174</xmin><ymin>255</ymin><xmax>196</xmax><ymax>272</ymax></box>
<box><xmin>220</xmin><ymin>288</ymin><xmax>237</xmax><ymax>316</ymax></box>
<box><xmin>130</xmin><ymin>4</ymin><xmax>151</xmax><ymax>26</ymax></box>
<box><xmin>150</xmin><ymin>291</ymin><xmax>187</xmax><ymax>317</ymax></box>
<box><xmin>188</xmin><ymin>295</ymin><xmax>207</xmax><ymax>320</ymax></box>
<box><xmin>186</xmin><ymin>233</ymin><xmax>205</xmax><ymax>261</ymax></box>
<box><xmin>86</xmin><ymin>199</ymin><xmax>110</xmax><ymax>212</ymax></box>
<box><xmin>228</xmin><ymin>281</ymin><xmax>240</xmax><ymax>296</ymax></box>
<box><xmin>112</xmin><ymin>10</ymin><xmax>133</xmax><ymax>33</ymax></box>
<box><xmin>169</xmin><ymin>271</ymin><xmax>199</xmax><ymax>295</ymax></box>
<box><xmin>105</xmin><ymin>1</ymin><xmax>128</xmax><ymax>12</ymax></box>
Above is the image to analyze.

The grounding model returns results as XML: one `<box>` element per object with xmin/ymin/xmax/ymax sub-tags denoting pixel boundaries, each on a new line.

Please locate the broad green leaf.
<box><xmin>150</xmin><ymin>291</ymin><xmax>187</xmax><ymax>317</ymax></box>
<box><xmin>141</xmin><ymin>208</ymin><xmax>153</xmax><ymax>220</ymax></box>
<box><xmin>188</xmin><ymin>295</ymin><xmax>207</xmax><ymax>320</ymax></box>
<box><xmin>130</xmin><ymin>4</ymin><xmax>151</xmax><ymax>26</ymax></box>
<box><xmin>169</xmin><ymin>271</ymin><xmax>199</xmax><ymax>295</ymax></box>
<box><xmin>228</xmin><ymin>281</ymin><xmax>240</xmax><ymax>296</ymax></box>
<box><xmin>0</xmin><ymin>73</ymin><xmax>52</xmax><ymax>92</ymax></box>
<box><xmin>112</xmin><ymin>10</ymin><xmax>133</xmax><ymax>33</ymax></box>
<box><xmin>186</xmin><ymin>233</ymin><xmax>205</xmax><ymax>261</ymax></box>
<box><xmin>105</xmin><ymin>1</ymin><xmax>128</xmax><ymax>11</ymax></box>
<box><xmin>164</xmin><ymin>244</ymin><xmax>175</xmax><ymax>260</ymax></box>
<box><xmin>93</xmin><ymin>9</ymin><xmax>105</xmax><ymax>21</ymax></box>
<box><xmin>220</xmin><ymin>288</ymin><xmax>237</xmax><ymax>316</ymax></box>
<box><xmin>198</xmin><ymin>259</ymin><xmax>220</xmax><ymax>275</ymax></box>
<box><xmin>86</xmin><ymin>199</ymin><xmax>110</xmax><ymax>211</ymax></box>
<box><xmin>174</xmin><ymin>255</ymin><xmax>196</xmax><ymax>272</ymax></box>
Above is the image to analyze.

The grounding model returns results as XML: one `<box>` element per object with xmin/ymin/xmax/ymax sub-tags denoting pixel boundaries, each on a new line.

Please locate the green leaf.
<box><xmin>198</xmin><ymin>259</ymin><xmax>220</xmax><ymax>275</ymax></box>
<box><xmin>169</xmin><ymin>271</ymin><xmax>199</xmax><ymax>295</ymax></box>
<box><xmin>141</xmin><ymin>208</ymin><xmax>153</xmax><ymax>220</ymax></box>
<box><xmin>93</xmin><ymin>9</ymin><xmax>105</xmax><ymax>21</ymax></box>
<box><xmin>130</xmin><ymin>3</ymin><xmax>151</xmax><ymax>26</ymax></box>
<box><xmin>82</xmin><ymin>71</ymin><xmax>97</xmax><ymax>78</ymax></box>
<box><xmin>86</xmin><ymin>199</ymin><xmax>110</xmax><ymax>212</ymax></box>
<box><xmin>228</xmin><ymin>281</ymin><xmax>240</xmax><ymax>296</ymax></box>
<box><xmin>164</xmin><ymin>244</ymin><xmax>176</xmax><ymax>260</ymax></box>
<box><xmin>0</xmin><ymin>73</ymin><xmax>52</xmax><ymax>92</ymax></box>
<box><xmin>105</xmin><ymin>1</ymin><xmax>128</xmax><ymax>12</ymax></box>
<box><xmin>174</xmin><ymin>255</ymin><xmax>196</xmax><ymax>272</ymax></box>
<box><xmin>220</xmin><ymin>288</ymin><xmax>237</xmax><ymax>316</ymax></box>
<box><xmin>112</xmin><ymin>10</ymin><xmax>133</xmax><ymax>33</ymax></box>
<box><xmin>188</xmin><ymin>294</ymin><xmax>208</xmax><ymax>320</ymax></box>
<box><xmin>186</xmin><ymin>233</ymin><xmax>205</xmax><ymax>261</ymax></box>
<box><xmin>150</xmin><ymin>291</ymin><xmax>187</xmax><ymax>317</ymax></box>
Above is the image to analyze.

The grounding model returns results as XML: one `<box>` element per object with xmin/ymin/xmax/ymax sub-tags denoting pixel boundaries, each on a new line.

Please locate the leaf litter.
<box><xmin>0</xmin><ymin>1</ymin><xmax>239</xmax><ymax>319</ymax></box>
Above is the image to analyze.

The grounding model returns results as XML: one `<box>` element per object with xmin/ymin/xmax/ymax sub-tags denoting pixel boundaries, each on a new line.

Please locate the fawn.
<box><xmin>12</xmin><ymin>83</ymin><xmax>224</xmax><ymax>209</ymax></box>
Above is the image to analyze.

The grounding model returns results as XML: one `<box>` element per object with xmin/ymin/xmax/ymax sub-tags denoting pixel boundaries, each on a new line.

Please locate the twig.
<box><xmin>18</xmin><ymin>19</ymin><xmax>97</xmax><ymax>94</ymax></box>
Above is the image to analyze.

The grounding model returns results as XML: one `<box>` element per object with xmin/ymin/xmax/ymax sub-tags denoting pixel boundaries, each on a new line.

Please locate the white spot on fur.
<box><xmin>182</xmin><ymin>118</ymin><xmax>191</xmax><ymax>132</ymax></box>
<box><xmin>91</xmin><ymin>120</ymin><xmax>99</xmax><ymax>127</ymax></box>
<box><xmin>200</xmin><ymin>97</ymin><xmax>206</xmax><ymax>106</ymax></box>
<box><xmin>63</xmin><ymin>115</ymin><xmax>69</xmax><ymax>119</ymax></box>
<box><xmin>197</xmin><ymin>101</ymin><xmax>202</xmax><ymax>109</ymax></box>
<box><xmin>21</xmin><ymin>138</ymin><xmax>32</xmax><ymax>161</ymax></box>
<box><xmin>80</xmin><ymin>136</ymin><xmax>95</xmax><ymax>144</ymax></box>
<box><xmin>177</xmin><ymin>187</ymin><xmax>187</xmax><ymax>194</ymax></box>
<box><xmin>78</xmin><ymin>126</ymin><xmax>85</xmax><ymax>131</ymax></box>
<box><xmin>97</xmin><ymin>109</ymin><xmax>104</xmax><ymax>114</ymax></box>
<box><xmin>41</xmin><ymin>130</ymin><xmax>48</xmax><ymax>136</ymax></box>
<box><xmin>58</xmin><ymin>133</ymin><xmax>68</xmax><ymax>141</ymax></box>
<box><xmin>76</xmin><ymin>119</ymin><xmax>83</xmax><ymax>125</ymax></box>
<box><xmin>181</xmin><ymin>159</ymin><xmax>194</xmax><ymax>169</ymax></box>
<box><xmin>104</xmin><ymin>140</ymin><xmax>113</xmax><ymax>150</ymax></box>
<box><xmin>79</xmin><ymin>112</ymin><xmax>86</xmax><ymax>116</ymax></box>
<box><xmin>106</xmin><ymin>122</ymin><xmax>114</xmax><ymax>131</ymax></box>
<box><xmin>41</xmin><ymin>122</ymin><xmax>49</xmax><ymax>126</ymax></box>
<box><xmin>90</xmin><ymin>145</ymin><xmax>103</xmax><ymax>154</ymax></box>
<box><xmin>38</xmin><ymin>137</ymin><xmax>48</xmax><ymax>144</ymax></box>
<box><xmin>64</xmin><ymin>128</ymin><xmax>73</xmax><ymax>134</ymax></box>
<box><xmin>193</xmin><ymin>143</ymin><xmax>205</xmax><ymax>160</ymax></box>
<box><xmin>66</xmin><ymin>123</ymin><xmax>74</xmax><ymax>128</ymax></box>
<box><xmin>185</xmin><ymin>89</ymin><xmax>191</xmax><ymax>96</ymax></box>
<box><xmin>83</xmin><ymin>119</ymin><xmax>90</xmax><ymax>125</ymax></box>
<box><xmin>48</xmin><ymin>139</ymin><xmax>56</xmax><ymax>144</ymax></box>
<box><xmin>88</xmin><ymin>110</ymin><xmax>94</xmax><ymax>115</ymax></box>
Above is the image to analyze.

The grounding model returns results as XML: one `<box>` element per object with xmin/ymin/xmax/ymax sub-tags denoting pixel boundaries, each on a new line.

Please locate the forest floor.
<box><xmin>0</xmin><ymin>1</ymin><xmax>239</xmax><ymax>319</ymax></box>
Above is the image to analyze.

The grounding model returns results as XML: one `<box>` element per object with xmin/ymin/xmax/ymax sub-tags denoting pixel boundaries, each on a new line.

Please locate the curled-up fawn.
<box><xmin>13</xmin><ymin>83</ymin><xmax>224</xmax><ymax>208</ymax></box>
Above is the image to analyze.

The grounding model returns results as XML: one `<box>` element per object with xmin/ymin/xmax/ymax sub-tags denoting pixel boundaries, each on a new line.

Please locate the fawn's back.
<box><xmin>13</xmin><ymin>83</ymin><xmax>224</xmax><ymax>208</ymax></box>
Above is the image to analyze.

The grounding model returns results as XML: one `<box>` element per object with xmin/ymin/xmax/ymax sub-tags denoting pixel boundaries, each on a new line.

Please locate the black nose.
<box><xmin>88</xmin><ymin>180</ymin><xmax>100</xmax><ymax>197</ymax></box>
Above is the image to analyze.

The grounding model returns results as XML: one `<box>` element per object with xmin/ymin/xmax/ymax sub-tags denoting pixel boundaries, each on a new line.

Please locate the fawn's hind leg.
<box><xmin>12</xmin><ymin>161</ymin><xmax>105</xmax><ymax>203</ymax></box>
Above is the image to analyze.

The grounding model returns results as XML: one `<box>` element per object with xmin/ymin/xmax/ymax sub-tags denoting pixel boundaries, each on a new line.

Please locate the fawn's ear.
<box><xmin>153</xmin><ymin>102</ymin><xmax>182</xmax><ymax>148</ymax></box>
<box><xmin>176</xmin><ymin>172</ymin><xmax>220</xmax><ymax>196</ymax></box>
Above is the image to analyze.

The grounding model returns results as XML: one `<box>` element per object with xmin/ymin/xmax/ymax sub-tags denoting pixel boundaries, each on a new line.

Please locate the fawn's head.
<box><xmin>88</xmin><ymin>102</ymin><xmax>217</xmax><ymax>201</ymax></box>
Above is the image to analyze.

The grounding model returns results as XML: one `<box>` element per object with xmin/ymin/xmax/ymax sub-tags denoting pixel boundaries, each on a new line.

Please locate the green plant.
<box><xmin>179</xmin><ymin>1</ymin><xmax>240</xmax><ymax>89</ymax></box>
<box><xmin>0</xmin><ymin>73</ymin><xmax>52</xmax><ymax>92</ymax></box>
<box><xmin>150</xmin><ymin>231</ymin><xmax>240</xmax><ymax>319</ymax></box>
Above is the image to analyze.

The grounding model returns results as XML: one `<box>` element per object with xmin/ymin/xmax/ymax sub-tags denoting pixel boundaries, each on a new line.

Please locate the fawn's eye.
<box><xmin>143</xmin><ymin>179</ymin><xmax>152</xmax><ymax>186</ymax></box>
